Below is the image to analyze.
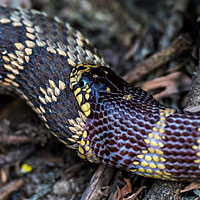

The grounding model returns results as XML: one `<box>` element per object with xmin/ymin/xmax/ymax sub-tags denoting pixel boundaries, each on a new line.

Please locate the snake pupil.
<box><xmin>79</xmin><ymin>79</ymin><xmax>86</xmax><ymax>88</ymax></box>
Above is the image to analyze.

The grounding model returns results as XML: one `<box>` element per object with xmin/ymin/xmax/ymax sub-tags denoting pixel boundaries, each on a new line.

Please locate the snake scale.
<box><xmin>0</xmin><ymin>6</ymin><xmax>199</xmax><ymax>182</ymax></box>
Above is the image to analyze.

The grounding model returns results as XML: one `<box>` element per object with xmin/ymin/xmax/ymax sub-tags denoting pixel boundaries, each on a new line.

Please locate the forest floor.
<box><xmin>0</xmin><ymin>0</ymin><xmax>200</xmax><ymax>200</ymax></box>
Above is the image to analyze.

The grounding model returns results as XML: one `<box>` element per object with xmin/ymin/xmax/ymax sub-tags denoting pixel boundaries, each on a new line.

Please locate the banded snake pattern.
<box><xmin>0</xmin><ymin>6</ymin><xmax>199</xmax><ymax>182</ymax></box>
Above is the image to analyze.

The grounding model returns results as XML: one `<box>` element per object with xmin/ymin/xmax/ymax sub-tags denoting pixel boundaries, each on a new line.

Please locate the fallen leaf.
<box><xmin>181</xmin><ymin>182</ymin><xmax>200</xmax><ymax>193</ymax></box>
<box><xmin>112</xmin><ymin>178</ymin><xmax>146</xmax><ymax>200</ymax></box>
<box><xmin>184</xmin><ymin>105</ymin><xmax>200</xmax><ymax>113</ymax></box>
<box><xmin>113</xmin><ymin>179</ymin><xmax>132</xmax><ymax>200</ymax></box>
<box><xmin>142</xmin><ymin>72</ymin><xmax>191</xmax><ymax>100</ymax></box>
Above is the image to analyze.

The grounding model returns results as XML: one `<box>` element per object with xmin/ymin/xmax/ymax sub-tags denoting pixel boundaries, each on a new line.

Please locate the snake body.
<box><xmin>0</xmin><ymin>6</ymin><xmax>199</xmax><ymax>181</ymax></box>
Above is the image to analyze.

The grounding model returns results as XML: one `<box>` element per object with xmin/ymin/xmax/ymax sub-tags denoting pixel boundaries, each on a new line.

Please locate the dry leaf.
<box><xmin>181</xmin><ymin>182</ymin><xmax>200</xmax><ymax>193</ymax></box>
<box><xmin>113</xmin><ymin>179</ymin><xmax>132</xmax><ymax>200</ymax></box>
<box><xmin>113</xmin><ymin>178</ymin><xmax>146</xmax><ymax>200</ymax></box>
<box><xmin>184</xmin><ymin>105</ymin><xmax>200</xmax><ymax>113</ymax></box>
<box><xmin>142</xmin><ymin>72</ymin><xmax>191</xmax><ymax>100</ymax></box>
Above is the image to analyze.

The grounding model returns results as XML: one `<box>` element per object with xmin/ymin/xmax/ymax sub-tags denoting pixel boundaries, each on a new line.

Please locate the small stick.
<box><xmin>0</xmin><ymin>134</ymin><xmax>35</xmax><ymax>145</ymax></box>
<box><xmin>122</xmin><ymin>35</ymin><xmax>191</xmax><ymax>84</ymax></box>
<box><xmin>0</xmin><ymin>133</ymin><xmax>47</xmax><ymax>145</ymax></box>
<box><xmin>0</xmin><ymin>178</ymin><xmax>23</xmax><ymax>200</ymax></box>
<box><xmin>0</xmin><ymin>144</ymin><xmax>35</xmax><ymax>167</ymax></box>
<box><xmin>81</xmin><ymin>164</ymin><xmax>115</xmax><ymax>200</ymax></box>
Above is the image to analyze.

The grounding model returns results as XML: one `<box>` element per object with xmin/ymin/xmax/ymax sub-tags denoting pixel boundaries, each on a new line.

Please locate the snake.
<box><xmin>0</xmin><ymin>6</ymin><xmax>199</xmax><ymax>182</ymax></box>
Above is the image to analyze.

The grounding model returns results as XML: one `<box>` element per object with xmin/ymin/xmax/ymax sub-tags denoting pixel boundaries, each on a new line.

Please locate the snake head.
<box><xmin>69</xmin><ymin>64</ymin><xmax>118</xmax><ymax>117</ymax></box>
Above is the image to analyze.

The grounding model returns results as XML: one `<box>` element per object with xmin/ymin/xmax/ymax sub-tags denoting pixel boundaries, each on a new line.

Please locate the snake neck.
<box><xmin>77</xmin><ymin>86</ymin><xmax>163</xmax><ymax>163</ymax></box>
<box><xmin>77</xmin><ymin>85</ymin><xmax>200</xmax><ymax>181</ymax></box>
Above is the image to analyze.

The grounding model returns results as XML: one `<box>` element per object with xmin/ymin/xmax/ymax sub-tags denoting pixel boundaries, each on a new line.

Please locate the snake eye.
<box><xmin>79</xmin><ymin>79</ymin><xmax>87</xmax><ymax>88</ymax></box>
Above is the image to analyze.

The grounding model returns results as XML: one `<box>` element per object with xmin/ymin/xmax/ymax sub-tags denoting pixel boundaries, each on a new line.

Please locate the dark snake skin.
<box><xmin>0</xmin><ymin>6</ymin><xmax>199</xmax><ymax>182</ymax></box>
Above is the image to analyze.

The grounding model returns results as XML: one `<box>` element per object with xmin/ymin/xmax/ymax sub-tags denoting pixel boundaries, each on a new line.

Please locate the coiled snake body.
<box><xmin>0</xmin><ymin>6</ymin><xmax>199</xmax><ymax>181</ymax></box>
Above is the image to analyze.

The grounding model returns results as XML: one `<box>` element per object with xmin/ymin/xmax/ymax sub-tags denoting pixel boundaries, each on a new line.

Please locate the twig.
<box><xmin>0</xmin><ymin>133</ymin><xmax>48</xmax><ymax>145</ymax></box>
<box><xmin>81</xmin><ymin>164</ymin><xmax>115</xmax><ymax>200</ymax></box>
<box><xmin>0</xmin><ymin>134</ymin><xmax>36</xmax><ymax>145</ymax></box>
<box><xmin>0</xmin><ymin>144</ymin><xmax>36</xmax><ymax>167</ymax></box>
<box><xmin>122</xmin><ymin>35</ymin><xmax>191</xmax><ymax>84</ymax></box>
<box><xmin>0</xmin><ymin>178</ymin><xmax>23</xmax><ymax>200</ymax></box>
